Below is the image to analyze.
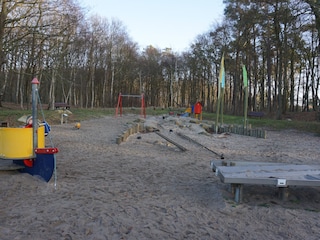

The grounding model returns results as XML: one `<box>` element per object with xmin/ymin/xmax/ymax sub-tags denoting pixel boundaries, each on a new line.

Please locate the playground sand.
<box><xmin>1</xmin><ymin>115</ymin><xmax>320</xmax><ymax>239</ymax></box>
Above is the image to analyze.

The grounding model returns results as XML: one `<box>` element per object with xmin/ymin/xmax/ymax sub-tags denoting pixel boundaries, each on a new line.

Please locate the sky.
<box><xmin>79</xmin><ymin>0</ymin><xmax>225</xmax><ymax>52</ymax></box>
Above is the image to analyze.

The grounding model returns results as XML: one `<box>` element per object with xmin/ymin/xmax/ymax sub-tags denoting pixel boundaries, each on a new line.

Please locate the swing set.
<box><xmin>115</xmin><ymin>93</ymin><xmax>146</xmax><ymax>118</ymax></box>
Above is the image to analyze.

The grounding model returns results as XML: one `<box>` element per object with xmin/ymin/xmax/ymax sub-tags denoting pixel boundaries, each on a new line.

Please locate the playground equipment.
<box><xmin>0</xmin><ymin>78</ymin><xmax>58</xmax><ymax>182</ymax></box>
<box><xmin>194</xmin><ymin>102</ymin><xmax>202</xmax><ymax>120</ymax></box>
<box><xmin>115</xmin><ymin>93</ymin><xmax>146</xmax><ymax>118</ymax></box>
<box><xmin>181</xmin><ymin>102</ymin><xmax>202</xmax><ymax>119</ymax></box>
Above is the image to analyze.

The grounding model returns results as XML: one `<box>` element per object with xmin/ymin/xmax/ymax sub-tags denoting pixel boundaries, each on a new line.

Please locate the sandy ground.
<box><xmin>1</xmin><ymin>114</ymin><xmax>320</xmax><ymax>240</ymax></box>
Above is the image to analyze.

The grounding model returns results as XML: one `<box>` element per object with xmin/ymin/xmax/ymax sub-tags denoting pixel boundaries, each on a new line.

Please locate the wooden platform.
<box><xmin>210</xmin><ymin>160</ymin><xmax>320</xmax><ymax>203</ymax></box>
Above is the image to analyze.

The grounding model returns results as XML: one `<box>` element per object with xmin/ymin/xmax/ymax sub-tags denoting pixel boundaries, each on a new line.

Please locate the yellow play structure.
<box><xmin>0</xmin><ymin>126</ymin><xmax>45</xmax><ymax>159</ymax></box>
<box><xmin>0</xmin><ymin>78</ymin><xmax>58</xmax><ymax>182</ymax></box>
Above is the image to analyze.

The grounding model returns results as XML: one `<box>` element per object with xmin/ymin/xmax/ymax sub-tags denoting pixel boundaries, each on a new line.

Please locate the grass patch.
<box><xmin>202</xmin><ymin>112</ymin><xmax>320</xmax><ymax>135</ymax></box>
<box><xmin>0</xmin><ymin>108</ymin><xmax>115</xmax><ymax>126</ymax></box>
<box><xmin>1</xmin><ymin>105</ymin><xmax>319</xmax><ymax>135</ymax></box>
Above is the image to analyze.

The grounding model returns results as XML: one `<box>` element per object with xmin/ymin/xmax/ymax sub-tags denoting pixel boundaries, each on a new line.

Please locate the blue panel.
<box><xmin>14</xmin><ymin>154</ymin><xmax>55</xmax><ymax>182</ymax></box>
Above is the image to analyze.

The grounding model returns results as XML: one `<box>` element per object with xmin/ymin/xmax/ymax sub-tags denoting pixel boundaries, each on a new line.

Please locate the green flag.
<box><xmin>242</xmin><ymin>65</ymin><xmax>248</xmax><ymax>87</ymax></box>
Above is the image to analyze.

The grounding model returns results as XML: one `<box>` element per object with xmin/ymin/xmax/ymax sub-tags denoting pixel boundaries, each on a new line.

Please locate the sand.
<box><xmin>1</xmin><ymin>114</ymin><xmax>320</xmax><ymax>240</ymax></box>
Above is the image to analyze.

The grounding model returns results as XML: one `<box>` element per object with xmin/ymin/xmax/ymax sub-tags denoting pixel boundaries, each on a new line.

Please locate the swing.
<box><xmin>115</xmin><ymin>93</ymin><xmax>146</xmax><ymax>118</ymax></box>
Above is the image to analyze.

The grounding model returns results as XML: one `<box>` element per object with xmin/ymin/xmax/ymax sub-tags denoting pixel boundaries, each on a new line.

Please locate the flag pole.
<box><xmin>215</xmin><ymin>53</ymin><xmax>224</xmax><ymax>133</ymax></box>
<box><xmin>221</xmin><ymin>82</ymin><xmax>225</xmax><ymax>125</ymax></box>
<box><xmin>215</xmin><ymin>87</ymin><xmax>221</xmax><ymax>133</ymax></box>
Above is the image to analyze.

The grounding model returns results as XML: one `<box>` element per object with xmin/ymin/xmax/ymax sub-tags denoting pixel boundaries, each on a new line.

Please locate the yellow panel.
<box><xmin>0</xmin><ymin>126</ymin><xmax>45</xmax><ymax>159</ymax></box>
<box><xmin>38</xmin><ymin>125</ymin><xmax>45</xmax><ymax>148</ymax></box>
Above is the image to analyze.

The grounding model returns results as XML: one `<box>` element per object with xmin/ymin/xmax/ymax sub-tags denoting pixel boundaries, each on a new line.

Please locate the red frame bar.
<box><xmin>35</xmin><ymin>147</ymin><xmax>59</xmax><ymax>154</ymax></box>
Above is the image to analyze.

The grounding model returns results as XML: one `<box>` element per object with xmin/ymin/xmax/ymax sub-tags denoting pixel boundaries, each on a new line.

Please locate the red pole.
<box><xmin>115</xmin><ymin>93</ymin><xmax>122</xmax><ymax>117</ymax></box>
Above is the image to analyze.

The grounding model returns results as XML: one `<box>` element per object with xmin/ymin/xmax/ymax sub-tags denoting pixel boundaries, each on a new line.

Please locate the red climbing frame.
<box><xmin>115</xmin><ymin>93</ymin><xmax>146</xmax><ymax>118</ymax></box>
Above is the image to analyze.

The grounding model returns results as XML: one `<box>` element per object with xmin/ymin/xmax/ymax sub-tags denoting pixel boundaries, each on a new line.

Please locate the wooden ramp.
<box><xmin>154</xmin><ymin>131</ymin><xmax>187</xmax><ymax>152</ymax></box>
<box><xmin>210</xmin><ymin>160</ymin><xmax>320</xmax><ymax>203</ymax></box>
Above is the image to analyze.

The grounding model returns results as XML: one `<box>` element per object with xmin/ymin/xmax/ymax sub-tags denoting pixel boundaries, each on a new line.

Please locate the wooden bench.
<box><xmin>1</xmin><ymin>122</ymin><xmax>8</xmax><ymax>127</ymax></box>
<box><xmin>248</xmin><ymin>111</ymin><xmax>264</xmax><ymax>119</ymax></box>
<box><xmin>211</xmin><ymin>160</ymin><xmax>320</xmax><ymax>203</ymax></box>
<box><xmin>54</xmin><ymin>102</ymin><xmax>70</xmax><ymax>109</ymax></box>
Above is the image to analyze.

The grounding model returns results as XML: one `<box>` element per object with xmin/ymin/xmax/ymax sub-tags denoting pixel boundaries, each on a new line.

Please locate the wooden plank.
<box><xmin>154</xmin><ymin>131</ymin><xmax>187</xmax><ymax>152</ymax></box>
<box><xmin>177</xmin><ymin>132</ymin><xmax>224</xmax><ymax>159</ymax></box>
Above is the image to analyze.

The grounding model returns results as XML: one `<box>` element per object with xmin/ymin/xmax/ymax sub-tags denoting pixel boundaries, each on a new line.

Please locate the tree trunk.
<box><xmin>49</xmin><ymin>70</ymin><xmax>56</xmax><ymax>110</ymax></box>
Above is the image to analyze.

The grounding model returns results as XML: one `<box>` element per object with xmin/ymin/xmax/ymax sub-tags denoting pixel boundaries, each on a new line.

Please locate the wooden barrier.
<box><xmin>116</xmin><ymin>123</ymin><xmax>144</xmax><ymax>144</ymax></box>
<box><xmin>213</xmin><ymin>124</ymin><xmax>266</xmax><ymax>139</ymax></box>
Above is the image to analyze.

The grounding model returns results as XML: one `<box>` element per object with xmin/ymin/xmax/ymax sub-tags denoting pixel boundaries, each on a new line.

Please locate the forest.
<box><xmin>0</xmin><ymin>0</ymin><xmax>319</xmax><ymax>119</ymax></box>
